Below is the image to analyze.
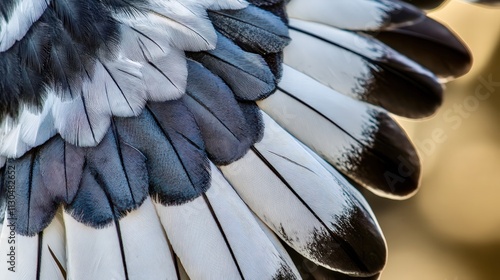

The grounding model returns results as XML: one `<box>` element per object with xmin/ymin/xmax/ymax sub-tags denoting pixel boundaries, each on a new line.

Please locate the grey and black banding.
<box><xmin>0</xmin><ymin>0</ymin><xmax>123</xmax><ymax>119</ymax></box>
<box><xmin>0</xmin><ymin>0</ymin><xmax>17</xmax><ymax>19</ymax></box>
<box><xmin>372</xmin><ymin>16</ymin><xmax>472</xmax><ymax>79</ymax></box>
<box><xmin>1</xmin><ymin>56</ymin><xmax>268</xmax><ymax>234</ymax></box>
<box><xmin>187</xmin><ymin>33</ymin><xmax>277</xmax><ymax>101</ymax></box>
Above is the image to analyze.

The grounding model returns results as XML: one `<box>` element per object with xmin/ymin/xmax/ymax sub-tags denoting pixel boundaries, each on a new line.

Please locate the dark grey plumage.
<box><xmin>209</xmin><ymin>5</ymin><xmax>290</xmax><ymax>55</ymax></box>
<box><xmin>0</xmin><ymin>0</ymin><xmax>121</xmax><ymax>119</ymax></box>
<box><xmin>188</xmin><ymin>34</ymin><xmax>277</xmax><ymax>101</ymax></box>
<box><xmin>184</xmin><ymin>60</ymin><xmax>263</xmax><ymax>165</ymax></box>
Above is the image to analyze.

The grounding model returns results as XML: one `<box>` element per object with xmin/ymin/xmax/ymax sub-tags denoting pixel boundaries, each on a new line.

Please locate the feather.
<box><xmin>82</xmin><ymin>123</ymin><xmax>149</xmax><ymax>221</ymax></box>
<box><xmin>220</xmin><ymin>113</ymin><xmax>386</xmax><ymax>277</ymax></box>
<box><xmin>51</xmin><ymin>57</ymin><xmax>146</xmax><ymax>147</ymax></box>
<box><xmin>183</xmin><ymin>60</ymin><xmax>262</xmax><ymax>165</ymax></box>
<box><xmin>188</xmin><ymin>33</ymin><xmax>276</xmax><ymax>101</ymax></box>
<box><xmin>118</xmin><ymin>197</ymin><xmax>178</xmax><ymax>279</ymax></box>
<box><xmin>287</xmin><ymin>0</ymin><xmax>423</xmax><ymax>31</ymax></box>
<box><xmin>0</xmin><ymin>0</ymin><xmax>49</xmax><ymax>52</ymax></box>
<box><xmin>114</xmin><ymin>103</ymin><xmax>210</xmax><ymax>205</ymax></box>
<box><xmin>372</xmin><ymin>16</ymin><xmax>472</xmax><ymax>80</ymax></box>
<box><xmin>285</xmin><ymin>244</ymin><xmax>381</xmax><ymax>280</ymax></box>
<box><xmin>120</xmin><ymin>25</ymin><xmax>187</xmax><ymax>101</ymax></box>
<box><xmin>284</xmin><ymin>19</ymin><xmax>443</xmax><ymax>118</ymax></box>
<box><xmin>155</xmin><ymin>163</ymin><xmax>300</xmax><ymax>279</ymax></box>
<box><xmin>64</xmin><ymin>211</ymin><xmax>126</xmax><ymax>280</ymax></box>
<box><xmin>117</xmin><ymin>1</ymin><xmax>219</xmax><ymax>52</ymax></box>
<box><xmin>0</xmin><ymin>221</ymin><xmax>39</xmax><ymax>279</ymax></box>
<box><xmin>39</xmin><ymin>210</ymin><xmax>67</xmax><ymax>280</ymax></box>
<box><xmin>154</xmin><ymin>195</ymin><xmax>244</xmax><ymax>279</ymax></box>
<box><xmin>259</xmin><ymin>65</ymin><xmax>420</xmax><ymax>198</ymax></box>
<box><xmin>209</xmin><ymin>5</ymin><xmax>290</xmax><ymax>54</ymax></box>
<box><xmin>19</xmin><ymin>93</ymin><xmax>57</xmax><ymax>148</ymax></box>
<box><xmin>0</xmin><ymin>125</ymin><xmax>31</xmax><ymax>158</ymax></box>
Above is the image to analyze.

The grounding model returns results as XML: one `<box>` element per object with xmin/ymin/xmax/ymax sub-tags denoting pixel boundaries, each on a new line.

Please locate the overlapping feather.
<box><xmin>0</xmin><ymin>0</ymin><xmax>475</xmax><ymax>279</ymax></box>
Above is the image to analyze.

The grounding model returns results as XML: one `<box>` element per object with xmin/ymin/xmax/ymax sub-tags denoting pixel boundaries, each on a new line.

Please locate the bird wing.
<box><xmin>0</xmin><ymin>0</ymin><xmax>472</xmax><ymax>279</ymax></box>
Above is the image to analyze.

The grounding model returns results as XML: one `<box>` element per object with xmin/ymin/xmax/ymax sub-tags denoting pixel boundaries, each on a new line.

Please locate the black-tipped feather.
<box><xmin>402</xmin><ymin>0</ymin><xmax>447</xmax><ymax>9</ymax></box>
<box><xmin>286</xmin><ymin>22</ymin><xmax>444</xmax><ymax>118</ymax></box>
<box><xmin>372</xmin><ymin>16</ymin><xmax>472</xmax><ymax>79</ymax></box>
<box><xmin>286</xmin><ymin>245</ymin><xmax>381</xmax><ymax>280</ymax></box>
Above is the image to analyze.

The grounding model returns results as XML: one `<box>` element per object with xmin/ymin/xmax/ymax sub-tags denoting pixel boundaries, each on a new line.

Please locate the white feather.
<box><xmin>39</xmin><ymin>210</ymin><xmax>66</xmax><ymax>280</ymax></box>
<box><xmin>19</xmin><ymin>93</ymin><xmax>57</xmax><ymax>148</ymax></box>
<box><xmin>118</xmin><ymin>2</ymin><xmax>218</xmax><ymax>52</ymax></box>
<box><xmin>205</xmin><ymin>163</ymin><xmax>300</xmax><ymax>279</ymax></box>
<box><xmin>87</xmin><ymin>58</ymin><xmax>147</xmax><ymax>117</ymax></box>
<box><xmin>51</xmin><ymin>57</ymin><xmax>146</xmax><ymax>147</ymax></box>
<box><xmin>0</xmin><ymin>217</ymin><xmax>38</xmax><ymax>279</ymax></box>
<box><xmin>51</xmin><ymin>94</ymin><xmax>110</xmax><ymax>147</ymax></box>
<box><xmin>0</xmin><ymin>0</ymin><xmax>49</xmax><ymax>52</ymax></box>
<box><xmin>284</xmin><ymin>28</ymin><xmax>373</xmax><ymax>100</ymax></box>
<box><xmin>120</xmin><ymin>25</ymin><xmax>188</xmax><ymax>101</ymax></box>
<box><xmin>287</xmin><ymin>0</ymin><xmax>402</xmax><ymax>31</ymax></box>
<box><xmin>288</xmin><ymin>18</ymin><xmax>435</xmax><ymax>83</ymax></box>
<box><xmin>64</xmin><ymin>212</ymin><xmax>126</xmax><ymax>280</ymax></box>
<box><xmin>0</xmin><ymin>124</ymin><xmax>31</xmax><ymax>158</ymax></box>
<box><xmin>258</xmin><ymin>65</ymin><xmax>377</xmax><ymax>172</ymax></box>
<box><xmin>154</xmin><ymin>196</ymin><xmax>243</xmax><ymax>279</ymax></box>
<box><xmin>220</xmin><ymin>113</ymin><xmax>372</xmax><ymax>273</ymax></box>
<box><xmin>252</xmin><ymin>214</ymin><xmax>301</xmax><ymax>277</ymax></box>
<box><xmin>119</xmin><ymin>197</ymin><xmax>178</xmax><ymax>279</ymax></box>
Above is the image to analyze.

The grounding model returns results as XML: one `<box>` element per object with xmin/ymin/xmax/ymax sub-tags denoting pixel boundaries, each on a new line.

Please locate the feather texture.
<box><xmin>0</xmin><ymin>0</ymin><xmax>476</xmax><ymax>279</ymax></box>
<box><xmin>188</xmin><ymin>33</ymin><xmax>277</xmax><ymax>101</ymax></box>
<box><xmin>287</xmin><ymin>0</ymin><xmax>423</xmax><ymax>31</ymax></box>
<box><xmin>155</xmin><ymin>163</ymin><xmax>300</xmax><ymax>279</ymax></box>
<box><xmin>209</xmin><ymin>5</ymin><xmax>290</xmax><ymax>54</ymax></box>
<box><xmin>221</xmin><ymin>113</ymin><xmax>386</xmax><ymax>277</ymax></box>
<box><xmin>184</xmin><ymin>60</ymin><xmax>263</xmax><ymax>165</ymax></box>
<box><xmin>0</xmin><ymin>0</ymin><xmax>49</xmax><ymax>52</ymax></box>
<box><xmin>259</xmin><ymin>65</ymin><xmax>420</xmax><ymax>198</ymax></box>
<box><xmin>284</xmin><ymin>19</ymin><xmax>443</xmax><ymax>118</ymax></box>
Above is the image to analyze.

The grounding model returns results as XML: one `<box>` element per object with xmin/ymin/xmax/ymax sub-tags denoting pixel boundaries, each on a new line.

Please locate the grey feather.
<box><xmin>114</xmin><ymin>102</ymin><xmax>210</xmax><ymax>205</ymax></box>
<box><xmin>209</xmin><ymin>5</ymin><xmax>290</xmax><ymax>55</ymax></box>
<box><xmin>188</xmin><ymin>33</ymin><xmax>276</xmax><ymax>101</ymax></box>
<box><xmin>184</xmin><ymin>60</ymin><xmax>262</xmax><ymax>165</ymax></box>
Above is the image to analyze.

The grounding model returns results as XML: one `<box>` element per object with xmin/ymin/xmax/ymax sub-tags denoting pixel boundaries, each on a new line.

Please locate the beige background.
<box><xmin>368</xmin><ymin>2</ymin><xmax>500</xmax><ymax>279</ymax></box>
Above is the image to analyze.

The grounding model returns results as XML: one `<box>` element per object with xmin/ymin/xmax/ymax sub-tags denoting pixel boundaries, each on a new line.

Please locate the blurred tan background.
<box><xmin>367</xmin><ymin>2</ymin><xmax>500</xmax><ymax>279</ymax></box>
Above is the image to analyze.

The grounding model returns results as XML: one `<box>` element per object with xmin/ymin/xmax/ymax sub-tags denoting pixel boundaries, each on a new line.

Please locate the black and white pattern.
<box><xmin>0</xmin><ymin>0</ymin><xmax>476</xmax><ymax>279</ymax></box>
